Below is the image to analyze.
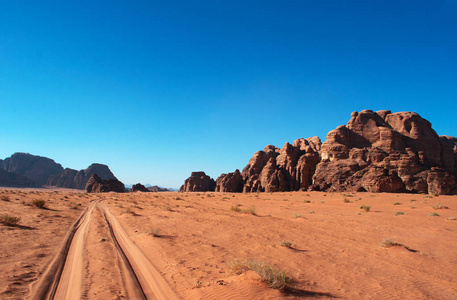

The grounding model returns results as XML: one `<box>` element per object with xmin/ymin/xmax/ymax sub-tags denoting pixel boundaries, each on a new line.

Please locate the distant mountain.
<box><xmin>47</xmin><ymin>163</ymin><xmax>117</xmax><ymax>189</ymax></box>
<box><xmin>0</xmin><ymin>153</ymin><xmax>118</xmax><ymax>190</ymax></box>
<box><xmin>1</xmin><ymin>153</ymin><xmax>63</xmax><ymax>186</ymax></box>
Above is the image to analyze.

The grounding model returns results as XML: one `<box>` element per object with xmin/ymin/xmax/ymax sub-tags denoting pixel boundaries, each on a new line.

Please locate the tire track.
<box><xmin>29</xmin><ymin>199</ymin><xmax>179</xmax><ymax>300</ymax></box>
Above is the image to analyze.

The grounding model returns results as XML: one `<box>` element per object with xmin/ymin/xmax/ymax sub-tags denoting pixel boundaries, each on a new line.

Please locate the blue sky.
<box><xmin>1</xmin><ymin>0</ymin><xmax>456</xmax><ymax>188</ymax></box>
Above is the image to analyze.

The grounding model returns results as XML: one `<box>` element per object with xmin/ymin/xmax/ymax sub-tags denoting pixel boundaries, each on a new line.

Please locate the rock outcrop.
<box><xmin>0</xmin><ymin>153</ymin><xmax>63</xmax><ymax>186</ymax></box>
<box><xmin>199</xmin><ymin>110</ymin><xmax>457</xmax><ymax>195</ymax></box>
<box><xmin>47</xmin><ymin>163</ymin><xmax>117</xmax><ymax>189</ymax></box>
<box><xmin>216</xmin><ymin>169</ymin><xmax>244</xmax><ymax>192</ymax></box>
<box><xmin>239</xmin><ymin>137</ymin><xmax>322</xmax><ymax>192</ymax></box>
<box><xmin>85</xmin><ymin>174</ymin><xmax>125</xmax><ymax>193</ymax></box>
<box><xmin>179</xmin><ymin>172</ymin><xmax>216</xmax><ymax>192</ymax></box>
<box><xmin>130</xmin><ymin>183</ymin><xmax>149</xmax><ymax>192</ymax></box>
<box><xmin>311</xmin><ymin>110</ymin><xmax>456</xmax><ymax>194</ymax></box>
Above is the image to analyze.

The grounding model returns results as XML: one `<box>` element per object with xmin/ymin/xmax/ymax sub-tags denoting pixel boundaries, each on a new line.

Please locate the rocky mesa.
<box><xmin>181</xmin><ymin>110</ymin><xmax>457</xmax><ymax>195</ymax></box>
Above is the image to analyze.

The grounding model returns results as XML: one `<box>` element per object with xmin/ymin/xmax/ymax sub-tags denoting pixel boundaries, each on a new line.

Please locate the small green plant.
<box><xmin>0</xmin><ymin>214</ymin><xmax>21</xmax><ymax>226</ymax></box>
<box><xmin>226</xmin><ymin>259</ymin><xmax>291</xmax><ymax>290</ymax></box>
<box><xmin>432</xmin><ymin>204</ymin><xmax>448</xmax><ymax>210</ymax></box>
<box><xmin>395</xmin><ymin>211</ymin><xmax>405</xmax><ymax>216</ymax></box>
<box><xmin>429</xmin><ymin>212</ymin><xmax>440</xmax><ymax>217</ymax></box>
<box><xmin>360</xmin><ymin>205</ymin><xmax>371</xmax><ymax>212</ymax></box>
<box><xmin>280</xmin><ymin>241</ymin><xmax>292</xmax><ymax>248</ymax></box>
<box><xmin>31</xmin><ymin>199</ymin><xmax>46</xmax><ymax>209</ymax></box>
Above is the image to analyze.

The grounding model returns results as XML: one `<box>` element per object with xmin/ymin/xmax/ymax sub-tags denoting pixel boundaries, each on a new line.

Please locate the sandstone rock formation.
<box><xmin>215</xmin><ymin>169</ymin><xmax>243</xmax><ymax>192</ymax></box>
<box><xmin>85</xmin><ymin>174</ymin><xmax>125</xmax><ymax>193</ymax></box>
<box><xmin>311</xmin><ymin>110</ymin><xmax>456</xmax><ymax>194</ymax></box>
<box><xmin>0</xmin><ymin>153</ymin><xmax>63</xmax><ymax>186</ymax></box>
<box><xmin>130</xmin><ymin>183</ymin><xmax>149</xmax><ymax>192</ymax></box>
<box><xmin>47</xmin><ymin>163</ymin><xmax>117</xmax><ymax>189</ymax></box>
<box><xmin>204</xmin><ymin>110</ymin><xmax>457</xmax><ymax>195</ymax></box>
<box><xmin>147</xmin><ymin>186</ymin><xmax>170</xmax><ymax>192</ymax></box>
<box><xmin>179</xmin><ymin>172</ymin><xmax>216</xmax><ymax>192</ymax></box>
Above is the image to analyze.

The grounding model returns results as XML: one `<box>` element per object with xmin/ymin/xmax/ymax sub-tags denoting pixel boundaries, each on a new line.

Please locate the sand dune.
<box><xmin>1</xmin><ymin>189</ymin><xmax>457</xmax><ymax>299</ymax></box>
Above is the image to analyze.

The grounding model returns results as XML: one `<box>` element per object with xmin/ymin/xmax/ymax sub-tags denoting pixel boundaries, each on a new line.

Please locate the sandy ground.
<box><xmin>1</xmin><ymin>189</ymin><xmax>457</xmax><ymax>299</ymax></box>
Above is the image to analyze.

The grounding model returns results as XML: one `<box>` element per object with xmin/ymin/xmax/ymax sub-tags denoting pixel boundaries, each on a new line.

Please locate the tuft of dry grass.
<box><xmin>359</xmin><ymin>205</ymin><xmax>371</xmax><ymax>212</ymax></box>
<box><xmin>395</xmin><ymin>211</ymin><xmax>405</xmax><ymax>216</ymax></box>
<box><xmin>0</xmin><ymin>214</ymin><xmax>21</xmax><ymax>226</ymax></box>
<box><xmin>280</xmin><ymin>241</ymin><xmax>293</xmax><ymax>248</ymax></box>
<box><xmin>432</xmin><ymin>204</ymin><xmax>449</xmax><ymax>210</ymax></box>
<box><xmin>226</xmin><ymin>258</ymin><xmax>291</xmax><ymax>290</ymax></box>
<box><xmin>149</xmin><ymin>227</ymin><xmax>161</xmax><ymax>237</ymax></box>
<box><xmin>31</xmin><ymin>199</ymin><xmax>46</xmax><ymax>209</ymax></box>
<box><xmin>380</xmin><ymin>238</ymin><xmax>403</xmax><ymax>248</ymax></box>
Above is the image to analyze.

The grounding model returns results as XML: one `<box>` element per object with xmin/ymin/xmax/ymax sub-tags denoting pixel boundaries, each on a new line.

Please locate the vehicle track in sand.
<box><xmin>29</xmin><ymin>199</ymin><xmax>179</xmax><ymax>300</ymax></box>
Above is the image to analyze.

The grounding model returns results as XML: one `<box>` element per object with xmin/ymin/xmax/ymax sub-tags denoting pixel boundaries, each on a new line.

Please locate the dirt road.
<box><xmin>29</xmin><ymin>199</ymin><xmax>179</xmax><ymax>300</ymax></box>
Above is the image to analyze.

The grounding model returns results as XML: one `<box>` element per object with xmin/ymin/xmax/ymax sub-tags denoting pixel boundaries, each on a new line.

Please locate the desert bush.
<box><xmin>343</xmin><ymin>197</ymin><xmax>351</xmax><ymax>203</ymax></box>
<box><xmin>230</xmin><ymin>205</ymin><xmax>242</xmax><ymax>212</ymax></box>
<box><xmin>242</xmin><ymin>206</ymin><xmax>256</xmax><ymax>215</ymax></box>
<box><xmin>31</xmin><ymin>199</ymin><xmax>46</xmax><ymax>209</ymax></box>
<box><xmin>226</xmin><ymin>259</ymin><xmax>291</xmax><ymax>290</ymax></box>
<box><xmin>429</xmin><ymin>212</ymin><xmax>440</xmax><ymax>217</ymax></box>
<box><xmin>0</xmin><ymin>214</ymin><xmax>21</xmax><ymax>226</ymax></box>
<box><xmin>395</xmin><ymin>211</ymin><xmax>405</xmax><ymax>216</ymax></box>
<box><xmin>393</xmin><ymin>202</ymin><xmax>401</xmax><ymax>205</ymax></box>
<box><xmin>280</xmin><ymin>241</ymin><xmax>292</xmax><ymax>248</ymax></box>
<box><xmin>149</xmin><ymin>227</ymin><xmax>161</xmax><ymax>237</ymax></box>
<box><xmin>293</xmin><ymin>213</ymin><xmax>302</xmax><ymax>218</ymax></box>
<box><xmin>359</xmin><ymin>205</ymin><xmax>371</xmax><ymax>212</ymax></box>
<box><xmin>432</xmin><ymin>204</ymin><xmax>448</xmax><ymax>210</ymax></box>
<box><xmin>123</xmin><ymin>208</ymin><xmax>138</xmax><ymax>216</ymax></box>
<box><xmin>380</xmin><ymin>238</ymin><xmax>403</xmax><ymax>248</ymax></box>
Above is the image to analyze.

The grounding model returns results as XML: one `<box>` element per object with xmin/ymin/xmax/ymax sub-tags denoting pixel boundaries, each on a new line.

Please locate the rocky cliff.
<box><xmin>0</xmin><ymin>153</ymin><xmax>119</xmax><ymax>190</ymax></box>
<box><xmin>0</xmin><ymin>153</ymin><xmax>64</xmax><ymax>186</ymax></box>
<box><xmin>47</xmin><ymin>163</ymin><xmax>117</xmax><ymax>189</ymax></box>
<box><xmin>199</xmin><ymin>110</ymin><xmax>457</xmax><ymax>195</ymax></box>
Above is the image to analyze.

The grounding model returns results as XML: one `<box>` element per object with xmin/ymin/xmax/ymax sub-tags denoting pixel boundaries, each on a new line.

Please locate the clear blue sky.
<box><xmin>1</xmin><ymin>0</ymin><xmax>456</xmax><ymax>188</ymax></box>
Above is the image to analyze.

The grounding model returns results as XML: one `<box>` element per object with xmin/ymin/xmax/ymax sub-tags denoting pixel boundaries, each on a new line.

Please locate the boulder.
<box><xmin>179</xmin><ymin>172</ymin><xmax>216</xmax><ymax>192</ymax></box>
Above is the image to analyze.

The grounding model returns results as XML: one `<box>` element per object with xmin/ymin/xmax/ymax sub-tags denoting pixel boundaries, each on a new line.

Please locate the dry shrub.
<box><xmin>0</xmin><ymin>214</ymin><xmax>21</xmax><ymax>226</ymax></box>
<box><xmin>227</xmin><ymin>258</ymin><xmax>291</xmax><ymax>290</ymax></box>
<box><xmin>31</xmin><ymin>199</ymin><xmax>46</xmax><ymax>209</ymax></box>
<box><xmin>432</xmin><ymin>204</ymin><xmax>448</xmax><ymax>210</ymax></box>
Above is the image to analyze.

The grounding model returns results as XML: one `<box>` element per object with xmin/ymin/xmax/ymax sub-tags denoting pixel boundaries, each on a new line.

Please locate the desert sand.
<box><xmin>1</xmin><ymin>189</ymin><xmax>457</xmax><ymax>299</ymax></box>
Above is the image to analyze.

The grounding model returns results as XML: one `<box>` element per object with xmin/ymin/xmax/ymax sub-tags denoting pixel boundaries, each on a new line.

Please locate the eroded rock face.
<box><xmin>179</xmin><ymin>171</ymin><xmax>216</xmax><ymax>192</ymax></box>
<box><xmin>312</xmin><ymin>110</ymin><xmax>456</xmax><ymax>194</ymax></box>
<box><xmin>85</xmin><ymin>174</ymin><xmax>125</xmax><ymax>193</ymax></box>
<box><xmin>1</xmin><ymin>153</ymin><xmax>64</xmax><ymax>186</ymax></box>
<box><xmin>130</xmin><ymin>183</ymin><xmax>149</xmax><ymax>192</ymax></box>
<box><xmin>240</xmin><ymin>137</ymin><xmax>322</xmax><ymax>192</ymax></box>
<box><xmin>216</xmin><ymin>169</ymin><xmax>243</xmax><ymax>192</ymax></box>
<box><xmin>47</xmin><ymin>163</ymin><xmax>117</xmax><ymax>189</ymax></box>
